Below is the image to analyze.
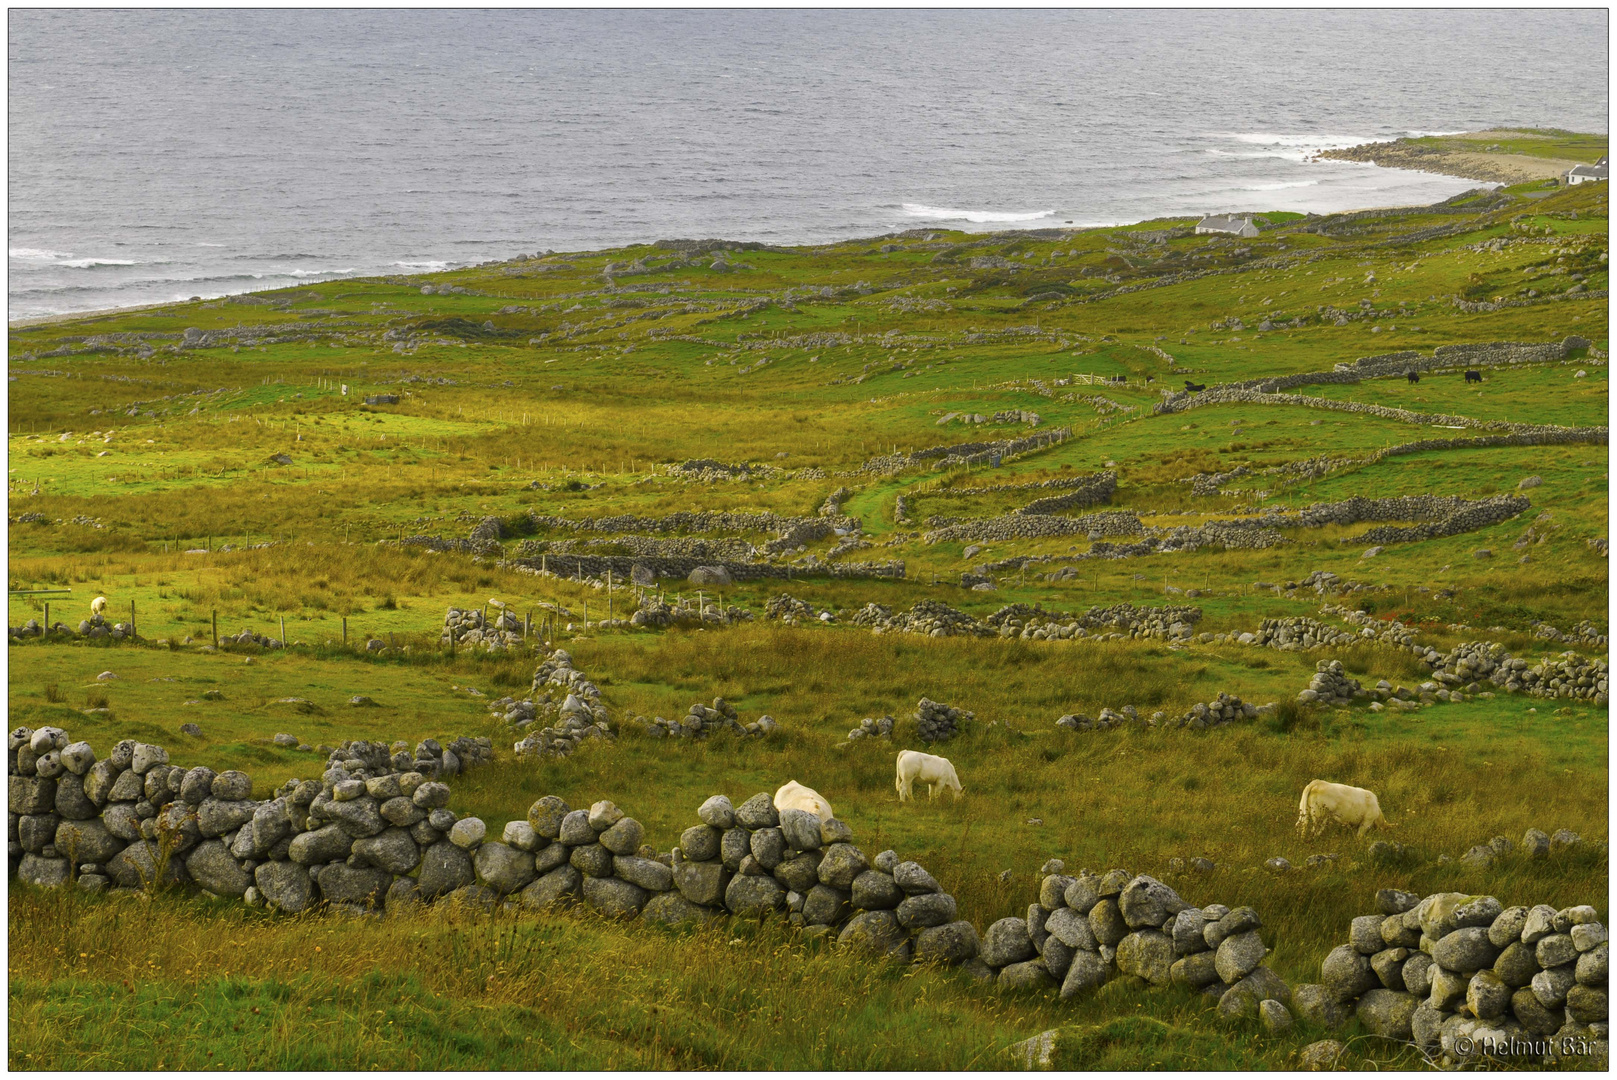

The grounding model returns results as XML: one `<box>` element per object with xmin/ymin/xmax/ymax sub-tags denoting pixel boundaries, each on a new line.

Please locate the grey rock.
<box><xmin>802</xmin><ymin>884</ymin><xmax>851</xmax><ymax>925</ymax></box>
<box><xmin>1041</xmin><ymin>937</ymin><xmax>1076</xmax><ymax>980</ymax></box>
<box><xmin>851</xmin><ymin>870</ymin><xmax>903</xmax><ymax>910</ymax></box>
<box><xmin>211</xmin><ymin>770</ymin><xmax>252</xmax><ymax>801</ymax></box>
<box><xmin>527</xmin><ymin>796</ymin><xmax>570</xmax><ymax>839</ymax></box>
<box><xmin>772</xmin><ymin>852</ymin><xmax>821</xmax><ymax>894</ymax></box>
<box><xmin>1531</xmin><ymin>963</ymin><xmax>1576</xmax><ymax>1008</ymax></box>
<box><xmin>582</xmin><ymin>875</ymin><xmax>648</xmax><ymax>917</ymax></box>
<box><xmin>1467</xmin><ymin>970</ymin><xmax>1510</xmax><ymax>1020</ymax></box>
<box><xmin>54</xmin><ymin>779</ymin><xmax>97</xmax><ymax>821</ymax></box>
<box><xmin>254</xmin><ymin>860</ymin><xmax>314</xmax><ymax>912</ymax></box>
<box><xmin>520</xmin><ymin>865</ymin><xmax>582</xmax><ymax>909</ymax></box>
<box><xmin>1060</xmin><ymin>950</ymin><xmax>1109</xmax><ymax>999</ymax></box>
<box><xmin>1577</xmin><ymin>942</ymin><xmax>1608</xmax><ymax>985</ymax></box>
<box><xmin>1215</xmin><ymin>930</ymin><xmax>1267</xmax><ymax>983</ymax></box>
<box><xmin>1409</xmin><ymin>1002</ymin><xmax>1444</xmax><ymax>1053</ymax></box>
<box><xmin>1118</xmin><ymin>875</ymin><xmax>1186</xmax><ymax>929</ymax></box>
<box><xmin>1116</xmin><ymin>929</ymin><xmax>1175</xmax><ymax>985</ymax></box>
<box><xmin>1259</xmin><ymin>999</ymin><xmax>1293</xmax><ymax>1036</ymax></box>
<box><xmin>533</xmin><ymin>841</ymin><xmax>570</xmax><ymax>875</ymax></box>
<box><xmin>997</xmin><ymin>959</ymin><xmax>1056</xmax><ymax>992</ymax></box>
<box><xmin>720</xmin><ymin>827</ymin><xmax>751</xmax><ymax>871</ymax></box>
<box><xmin>1291</xmin><ymin>984</ymin><xmax>1351</xmax><ymax>1030</ymax></box>
<box><xmin>1320</xmin><ymin>944</ymin><xmax>1378</xmax><ymax>1001</ymax></box>
<box><xmin>557</xmin><ymin>809</ymin><xmax>595</xmax><ymax>845</ymax></box>
<box><xmin>197</xmin><ymin>798</ymin><xmax>256</xmax><ymax>838</ymax></box>
<box><xmin>733</xmin><ymin>792</ymin><xmax>778</xmax><ymax>829</ymax></box>
<box><xmin>1063</xmin><ymin>873</ymin><xmax>1101</xmax><ymax>914</ymax></box>
<box><xmin>596</xmin><ymin>817</ymin><xmax>643</xmax><ymax>856</ymax></box>
<box><xmin>697</xmin><ymin>794</ymin><xmax>734</xmax><ymax>829</ymax></box>
<box><xmin>673</xmin><ymin>857</ymin><xmax>729</xmax><ymax>906</ymax></box>
<box><xmin>17</xmin><ymin>852</ymin><xmax>71</xmax><ymax>888</ymax></box>
<box><xmin>474</xmin><ymin>841</ymin><xmax>537</xmax><ymax>894</ymax></box>
<box><xmin>1048</xmin><ymin>906</ymin><xmax>1099</xmax><ymax>951</ymax></box>
<box><xmin>1376</xmin><ymin>888</ymin><xmax>1421</xmax><ymax>915</ymax></box>
<box><xmin>417</xmin><ymin>840</ymin><xmax>475</xmax><ymax>898</ymax></box>
<box><xmin>779</xmin><ymin>808</ymin><xmax>822</xmax><ymax>851</ymax></box>
<box><xmin>9</xmin><ymin>775</ymin><xmax>57</xmax><ymax>815</ymax></box>
<box><xmin>351</xmin><ymin>828</ymin><xmax>420</xmax><ymax>875</ymax></box>
<box><xmin>749</xmin><ymin>827</ymin><xmax>787</xmax><ymax>870</ymax></box>
<box><xmin>1564</xmin><ymin>984</ymin><xmax>1607</xmax><ymax>1024</ymax></box>
<box><xmin>411</xmin><ymin>781</ymin><xmax>451</xmax><ymax>809</ymax></box>
<box><xmin>1521</xmin><ymin>904</ymin><xmax>1559</xmax><ymax>943</ymax></box>
<box><xmin>1370</xmin><ymin>947</ymin><xmax>1409</xmax><ymax>991</ymax></box>
<box><xmin>1511</xmin><ymin>987</ymin><xmax>1561</xmax><ymax>1036</ymax></box>
<box><xmin>894</xmin><ymin>861</ymin><xmax>941</xmax><ymax>895</ymax></box>
<box><xmin>1537</xmin><ymin>933</ymin><xmax>1579</xmax><ymax>969</ymax></box>
<box><xmin>1489</xmin><ymin>906</ymin><xmax>1531</xmax><ymax>948</ymax></box>
<box><xmin>586</xmin><ymin>800</ymin><xmax>623</xmax><ymax>832</ymax></box>
<box><xmin>1572</xmin><ymin>923</ymin><xmax>1606</xmax><ymax>952</ymax></box>
<box><xmin>82</xmin><ymin>761</ymin><xmax>121</xmax><ymax>807</ymax></box>
<box><xmin>179</xmin><ymin>767</ymin><xmax>216</xmax><ymax>804</ymax></box>
<box><xmin>1357</xmin><ymin>988</ymin><xmax>1419</xmax><ymax>1039</ymax></box>
<box><xmin>1088</xmin><ymin>898</ymin><xmax>1129</xmax><ymax>946</ymax></box>
<box><xmin>60</xmin><ymin>742</ymin><xmax>96</xmax><ymax>775</ymax></box>
<box><xmin>131</xmin><ymin>743</ymin><xmax>169</xmax><ymax>774</ymax></box>
<box><xmin>642</xmin><ymin>892</ymin><xmax>719</xmax><ymax>926</ymax></box>
<box><xmin>613</xmin><ymin>855</ymin><xmax>673</xmax><ymax>892</ymax></box>
<box><xmin>289</xmin><ymin>823</ymin><xmax>352</xmax><ymax>865</ymax></box>
<box><xmin>725</xmin><ymin>873</ymin><xmax>786</xmax><ymax>917</ymax></box>
<box><xmin>569</xmin><ymin>842</ymin><xmax>613</xmax><ymax>878</ymax></box>
<box><xmin>1171</xmin><ymin>951</ymin><xmax>1223</xmax><ymax>989</ymax></box>
<box><xmin>837</xmin><ymin>909</ymin><xmax>910</xmax><ymax>956</ymax></box>
<box><xmin>1040</xmin><ymin>874</ymin><xmax>1074</xmax><ymax>911</ymax></box>
<box><xmin>53</xmin><ymin>818</ymin><xmax>122</xmax><ymax>864</ymax></box>
<box><xmin>679</xmin><ymin>824</ymin><xmax>721</xmax><ymax>861</ymax></box>
<box><xmin>981</xmin><ymin>917</ymin><xmax>1036</xmax><ymax>967</ymax></box>
<box><xmin>379</xmin><ymin>796</ymin><xmax>424</xmax><ymax>827</ymax></box>
<box><xmin>897</xmin><ymin>892</ymin><xmax>957</xmax><ymax>929</ymax></box>
<box><xmin>1171</xmin><ymin>908</ymin><xmax>1209</xmax><ymax>953</ymax></box>
<box><xmin>317</xmin><ymin>863</ymin><xmax>391</xmax><ymax>906</ymax></box>
<box><xmin>914</xmin><ymin>920</ymin><xmax>980</xmax><ymax>965</ymax></box>
<box><xmin>872</xmin><ymin>850</ymin><xmax>899</xmax><ymax>874</ymax></box>
<box><xmin>1494</xmin><ymin>940</ymin><xmax>1540</xmax><ymax>988</ymax></box>
<box><xmin>1428</xmin><ymin>964</ymin><xmax>1469</xmax><ymax>1010</ymax></box>
<box><xmin>1433</xmin><ymin>927</ymin><xmax>1499</xmax><ymax>973</ymax></box>
<box><xmin>1350</xmin><ymin>915</ymin><xmax>1384</xmax><ymax>955</ymax></box>
<box><xmin>817</xmin><ymin>842</ymin><xmax>868</xmax><ymax>888</ymax></box>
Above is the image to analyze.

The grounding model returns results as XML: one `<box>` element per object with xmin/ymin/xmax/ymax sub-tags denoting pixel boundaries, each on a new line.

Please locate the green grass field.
<box><xmin>7</xmin><ymin>149</ymin><xmax>1609</xmax><ymax>1070</ymax></box>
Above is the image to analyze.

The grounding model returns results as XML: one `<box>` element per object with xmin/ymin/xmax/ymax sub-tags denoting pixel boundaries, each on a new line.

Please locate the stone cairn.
<box><xmin>442</xmin><ymin>606</ymin><xmax>524</xmax><ymax>650</ymax></box>
<box><xmin>852</xmin><ymin>599</ymin><xmax>992</xmax><ymax>638</ymax></box>
<box><xmin>505</xmin><ymin>650</ymin><xmax>614</xmax><ymax>759</ymax></box>
<box><xmin>980</xmin><ymin>863</ymin><xmax>1291</xmax><ymax>1028</ymax></box>
<box><xmin>636</xmin><ymin>699</ymin><xmax>778</xmax><ymax>740</ymax></box>
<box><xmin>1297</xmin><ymin>889</ymin><xmax>1608</xmax><ymax>1068</ymax></box>
<box><xmin>1299</xmin><ymin>660</ymin><xmax>1364</xmax><ymax>706</ymax></box>
<box><xmin>9</xmin><ymin>610</ymin><xmax>142</xmax><ymax>643</ymax></box>
<box><xmin>916</xmin><ymin>698</ymin><xmax>972</xmax><ymax>743</ymax></box>
<box><xmin>10</xmin><ymin>726</ymin><xmax>491</xmax><ymax>906</ymax></box>
<box><xmin>763</xmin><ymin>593</ymin><xmax>818</xmax><ymax>625</ymax></box>
<box><xmin>845</xmin><ymin>715</ymin><xmax>896</xmax><ymax>742</ymax></box>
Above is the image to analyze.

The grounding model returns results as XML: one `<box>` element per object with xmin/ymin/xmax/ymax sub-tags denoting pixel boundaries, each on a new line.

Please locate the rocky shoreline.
<box><xmin>1315</xmin><ymin>132</ymin><xmax>1584</xmax><ymax>185</ymax></box>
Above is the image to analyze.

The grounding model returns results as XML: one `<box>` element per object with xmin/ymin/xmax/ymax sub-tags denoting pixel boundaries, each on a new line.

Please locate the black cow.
<box><xmin>1465</xmin><ymin>370</ymin><xmax>1482</xmax><ymax>384</ymax></box>
<box><xmin>1406</xmin><ymin>371</ymin><xmax>1420</xmax><ymax>384</ymax></box>
<box><xmin>1145</xmin><ymin>375</ymin><xmax>1155</xmax><ymax>384</ymax></box>
<box><xmin>1184</xmin><ymin>381</ymin><xmax>1207</xmax><ymax>393</ymax></box>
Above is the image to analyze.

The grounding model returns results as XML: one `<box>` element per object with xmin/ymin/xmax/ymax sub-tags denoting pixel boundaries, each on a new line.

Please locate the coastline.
<box><xmin>1315</xmin><ymin>128</ymin><xmax>1598</xmax><ymax>185</ymax></box>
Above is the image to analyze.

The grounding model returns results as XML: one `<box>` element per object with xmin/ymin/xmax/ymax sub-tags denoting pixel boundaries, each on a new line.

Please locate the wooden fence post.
<box><xmin>280</xmin><ymin>615</ymin><xmax>286</xmax><ymax>646</ymax></box>
<box><xmin>212</xmin><ymin>609</ymin><xmax>218</xmax><ymax>647</ymax></box>
<box><xmin>130</xmin><ymin>600</ymin><xmax>136</xmax><ymax>639</ymax></box>
<box><xmin>342</xmin><ymin>617</ymin><xmax>347</xmax><ymax>645</ymax></box>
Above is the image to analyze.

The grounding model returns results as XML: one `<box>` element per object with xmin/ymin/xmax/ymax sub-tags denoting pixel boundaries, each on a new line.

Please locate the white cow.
<box><xmin>89</xmin><ymin>596</ymin><xmax>108</xmax><ymax>617</ymax></box>
<box><xmin>895</xmin><ymin>750</ymin><xmax>964</xmax><ymax>802</ymax></box>
<box><xmin>774</xmin><ymin>780</ymin><xmax>834</xmax><ymax>822</ymax></box>
<box><xmin>1296</xmin><ymin>780</ymin><xmax>1389</xmax><ymax>838</ymax></box>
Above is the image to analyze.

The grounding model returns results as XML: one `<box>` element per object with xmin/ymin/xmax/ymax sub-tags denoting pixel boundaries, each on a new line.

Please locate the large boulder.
<box><xmin>1116</xmin><ymin>930</ymin><xmax>1175</xmax><ymax>986</ymax></box>
<box><xmin>474</xmin><ymin>841</ymin><xmax>537</xmax><ymax>894</ymax></box>
<box><xmin>724</xmin><ymin>873</ymin><xmax>785</xmax><ymax>918</ymax></box>
<box><xmin>351</xmin><ymin>828</ymin><xmax>421</xmax><ymax>876</ymax></box>
<box><xmin>998</xmin><ymin>960</ymin><xmax>1057</xmax><ymax>992</ymax></box>
<box><xmin>1117</xmin><ymin>875</ymin><xmax>1186</xmax><ymax>929</ymax></box>
<box><xmin>16</xmin><ymin>853</ymin><xmax>70</xmax><ymax>889</ymax></box>
<box><xmin>613</xmin><ymin>855</ymin><xmax>674</xmax><ymax>892</ymax></box>
<box><xmin>1215</xmin><ymin>930</ymin><xmax>1267</xmax><ymax>984</ymax></box>
<box><xmin>914</xmin><ymin>921</ymin><xmax>980</xmax><ymax>965</ymax></box>
<box><xmin>837</xmin><ymin>910</ymin><xmax>910</xmax><ymax>957</ymax></box>
<box><xmin>896</xmin><ymin>892</ymin><xmax>957</xmax><ymax>929</ymax></box>
<box><xmin>1060</xmin><ymin>950</ymin><xmax>1110</xmax><ymax>999</ymax></box>
<box><xmin>981</xmin><ymin>917</ymin><xmax>1036</xmax><ymax>968</ymax></box>
<box><xmin>642</xmin><ymin>892</ymin><xmax>720</xmax><ymax>926</ymax></box>
<box><xmin>520</xmin><ymin>865</ymin><xmax>582</xmax><ymax>909</ymax></box>
<box><xmin>673</xmin><ymin>857</ymin><xmax>730</xmax><ymax>906</ymax></box>
<box><xmin>582</xmin><ymin>876</ymin><xmax>649</xmax><ymax>917</ymax></box>
<box><xmin>1320</xmin><ymin>944</ymin><xmax>1378</xmax><ymax>1001</ymax></box>
<box><xmin>417</xmin><ymin>840</ymin><xmax>475</xmax><ymax>899</ymax></box>
<box><xmin>184</xmin><ymin>839</ymin><xmax>251</xmax><ymax>897</ymax></box>
<box><xmin>54</xmin><ymin>818</ymin><xmax>123</xmax><ymax>864</ymax></box>
<box><xmin>316</xmin><ymin>863</ymin><xmax>391</xmax><ymax>906</ymax></box>
<box><xmin>254</xmin><ymin>860</ymin><xmax>313</xmax><ymax>913</ymax></box>
<box><xmin>1356</xmin><ymin>989</ymin><xmax>1420</xmax><ymax>1040</ymax></box>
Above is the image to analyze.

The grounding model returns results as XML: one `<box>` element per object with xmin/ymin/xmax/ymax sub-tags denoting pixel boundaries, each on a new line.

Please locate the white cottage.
<box><xmin>1195</xmin><ymin>213</ymin><xmax>1260</xmax><ymax>238</ymax></box>
<box><xmin>1566</xmin><ymin>157</ymin><xmax>1608</xmax><ymax>185</ymax></box>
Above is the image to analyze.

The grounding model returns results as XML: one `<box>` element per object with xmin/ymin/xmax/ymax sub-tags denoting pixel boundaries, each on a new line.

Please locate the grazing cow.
<box><xmin>1296</xmin><ymin>779</ymin><xmax>1389</xmax><ymax>838</ymax></box>
<box><xmin>1184</xmin><ymin>381</ymin><xmax>1207</xmax><ymax>393</ymax></box>
<box><xmin>1145</xmin><ymin>375</ymin><xmax>1155</xmax><ymax>384</ymax></box>
<box><xmin>90</xmin><ymin>596</ymin><xmax>108</xmax><ymax>617</ymax></box>
<box><xmin>1406</xmin><ymin>371</ymin><xmax>1420</xmax><ymax>384</ymax></box>
<box><xmin>1464</xmin><ymin>370</ymin><xmax>1483</xmax><ymax>384</ymax></box>
<box><xmin>774</xmin><ymin>780</ymin><xmax>834</xmax><ymax>822</ymax></box>
<box><xmin>895</xmin><ymin>750</ymin><xmax>964</xmax><ymax>802</ymax></box>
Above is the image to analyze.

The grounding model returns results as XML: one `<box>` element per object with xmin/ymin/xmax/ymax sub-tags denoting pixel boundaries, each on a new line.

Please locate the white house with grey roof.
<box><xmin>1566</xmin><ymin>156</ymin><xmax>1608</xmax><ymax>185</ymax></box>
<box><xmin>1195</xmin><ymin>213</ymin><xmax>1260</xmax><ymax>238</ymax></box>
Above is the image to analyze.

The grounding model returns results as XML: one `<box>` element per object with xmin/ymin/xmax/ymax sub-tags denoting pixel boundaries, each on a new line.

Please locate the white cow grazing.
<box><xmin>1296</xmin><ymin>780</ymin><xmax>1389</xmax><ymax>838</ymax></box>
<box><xmin>895</xmin><ymin>750</ymin><xmax>964</xmax><ymax>802</ymax></box>
<box><xmin>774</xmin><ymin>780</ymin><xmax>834</xmax><ymax>822</ymax></box>
<box><xmin>90</xmin><ymin>596</ymin><xmax>108</xmax><ymax>617</ymax></box>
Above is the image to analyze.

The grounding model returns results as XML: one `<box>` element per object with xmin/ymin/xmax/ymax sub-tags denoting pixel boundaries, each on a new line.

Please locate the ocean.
<box><xmin>8</xmin><ymin>8</ymin><xmax>1608</xmax><ymax>320</ymax></box>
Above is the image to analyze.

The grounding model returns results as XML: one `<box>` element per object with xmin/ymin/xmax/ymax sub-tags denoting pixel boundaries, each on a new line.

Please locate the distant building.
<box><xmin>1566</xmin><ymin>156</ymin><xmax>1608</xmax><ymax>185</ymax></box>
<box><xmin>1195</xmin><ymin>213</ymin><xmax>1260</xmax><ymax>238</ymax></box>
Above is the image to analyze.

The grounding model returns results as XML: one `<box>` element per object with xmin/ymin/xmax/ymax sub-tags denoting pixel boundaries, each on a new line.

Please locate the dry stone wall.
<box><xmin>1295</xmin><ymin>889</ymin><xmax>1608</xmax><ymax>1068</ymax></box>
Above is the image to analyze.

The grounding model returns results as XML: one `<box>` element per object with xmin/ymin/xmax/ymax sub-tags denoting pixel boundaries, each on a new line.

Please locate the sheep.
<box><xmin>90</xmin><ymin>596</ymin><xmax>108</xmax><ymax>617</ymax></box>
<box><xmin>895</xmin><ymin>750</ymin><xmax>964</xmax><ymax>802</ymax></box>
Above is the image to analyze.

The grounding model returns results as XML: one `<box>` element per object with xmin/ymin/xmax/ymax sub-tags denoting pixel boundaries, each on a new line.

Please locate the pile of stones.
<box><xmin>499</xmin><ymin>650</ymin><xmax>616</xmax><ymax>758</ymax></box>
<box><xmin>1532</xmin><ymin>620</ymin><xmax>1609</xmax><ymax>649</ymax></box>
<box><xmin>1239</xmin><ymin>616</ymin><xmax>1363</xmax><ymax>651</ymax></box>
<box><xmin>441</xmin><ymin>607</ymin><xmax>524</xmax><ymax>650</ymax></box>
<box><xmin>852</xmin><ymin>599</ymin><xmax>992</xmax><ymax>638</ymax></box>
<box><xmin>1299</xmin><ymin>661</ymin><xmax>1365</xmax><ymax>706</ymax></box>
<box><xmin>978</xmin><ymin>863</ymin><xmax>1291</xmax><ymax>1026</ymax></box>
<box><xmin>1421</xmin><ymin>641</ymin><xmax>1609</xmax><ymax>704</ymax></box>
<box><xmin>637</xmin><ymin>699</ymin><xmax>777</xmax><ymax>740</ymax></box>
<box><xmin>916</xmin><ymin>698</ymin><xmax>972</xmax><ymax>743</ymax></box>
<box><xmin>1296</xmin><ymin>889</ymin><xmax>1608</xmax><ymax>1068</ymax></box>
<box><xmin>1056</xmin><ymin>706</ymin><xmax>1139</xmax><ymax>732</ymax></box>
<box><xmin>763</xmin><ymin>593</ymin><xmax>817</xmax><ymax>624</ymax></box>
<box><xmin>1161</xmin><ymin>692</ymin><xmax>1265</xmax><ymax>731</ymax></box>
<box><xmin>9</xmin><ymin>725</ymin><xmax>491</xmax><ymax>910</ymax></box>
<box><xmin>845</xmin><ymin>715</ymin><xmax>896</xmax><ymax>742</ymax></box>
<box><xmin>1319</xmin><ymin>605</ymin><xmax>1419</xmax><ymax>648</ymax></box>
<box><xmin>1454</xmin><ymin>827</ymin><xmax>1585</xmax><ymax>868</ymax></box>
<box><xmin>629</xmin><ymin>594</ymin><xmax>754</xmax><ymax>629</ymax></box>
<box><xmin>510</xmin><ymin>699</ymin><xmax>615</xmax><ymax>759</ymax></box>
<box><xmin>9</xmin><ymin>611</ymin><xmax>138</xmax><ymax>643</ymax></box>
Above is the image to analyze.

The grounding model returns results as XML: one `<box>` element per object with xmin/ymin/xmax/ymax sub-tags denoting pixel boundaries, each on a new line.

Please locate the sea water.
<box><xmin>8</xmin><ymin>8</ymin><xmax>1608</xmax><ymax>318</ymax></box>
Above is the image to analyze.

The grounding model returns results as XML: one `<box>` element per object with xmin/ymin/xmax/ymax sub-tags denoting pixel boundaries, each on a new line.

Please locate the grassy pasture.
<box><xmin>7</xmin><ymin>148</ymin><xmax>1609</xmax><ymax>1069</ymax></box>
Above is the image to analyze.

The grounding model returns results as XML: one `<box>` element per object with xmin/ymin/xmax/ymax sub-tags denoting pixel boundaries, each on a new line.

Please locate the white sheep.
<box><xmin>90</xmin><ymin>596</ymin><xmax>108</xmax><ymax>617</ymax></box>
